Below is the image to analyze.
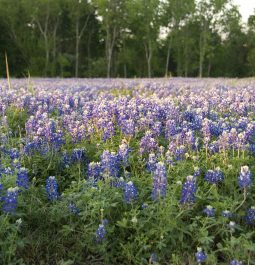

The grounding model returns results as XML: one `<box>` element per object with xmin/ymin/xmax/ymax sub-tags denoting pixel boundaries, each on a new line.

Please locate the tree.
<box><xmin>162</xmin><ymin>0</ymin><xmax>195</xmax><ymax>76</ymax></box>
<box><xmin>29</xmin><ymin>0</ymin><xmax>62</xmax><ymax>76</ymax></box>
<box><xmin>67</xmin><ymin>0</ymin><xmax>93</xmax><ymax>77</ymax></box>
<box><xmin>127</xmin><ymin>0</ymin><xmax>161</xmax><ymax>77</ymax></box>
<box><xmin>92</xmin><ymin>0</ymin><xmax>127</xmax><ymax>77</ymax></box>
<box><xmin>196</xmin><ymin>0</ymin><xmax>231</xmax><ymax>77</ymax></box>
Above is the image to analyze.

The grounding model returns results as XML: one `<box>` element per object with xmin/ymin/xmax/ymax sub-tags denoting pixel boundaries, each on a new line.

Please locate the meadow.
<box><xmin>0</xmin><ymin>78</ymin><xmax>255</xmax><ymax>265</ymax></box>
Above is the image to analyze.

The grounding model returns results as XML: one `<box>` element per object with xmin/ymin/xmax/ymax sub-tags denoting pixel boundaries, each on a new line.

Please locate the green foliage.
<box><xmin>1</xmin><ymin>117</ymin><xmax>255</xmax><ymax>264</ymax></box>
<box><xmin>1</xmin><ymin>0</ymin><xmax>255</xmax><ymax>77</ymax></box>
<box><xmin>6</xmin><ymin>107</ymin><xmax>28</xmax><ymax>137</ymax></box>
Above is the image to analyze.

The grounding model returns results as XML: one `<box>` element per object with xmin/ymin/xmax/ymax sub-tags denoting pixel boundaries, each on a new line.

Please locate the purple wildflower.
<box><xmin>124</xmin><ymin>181</ymin><xmax>138</xmax><ymax>203</ymax></box>
<box><xmin>203</xmin><ymin>205</ymin><xmax>215</xmax><ymax>217</ymax></box>
<box><xmin>2</xmin><ymin>187</ymin><xmax>19</xmax><ymax>214</ymax></box>
<box><xmin>195</xmin><ymin>247</ymin><xmax>207</xmax><ymax>263</ymax></box>
<box><xmin>245</xmin><ymin>207</ymin><xmax>255</xmax><ymax>225</ymax></box>
<box><xmin>95</xmin><ymin>224</ymin><xmax>106</xmax><ymax>243</ymax></box>
<box><xmin>152</xmin><ymin>162</ymin><xmax>167</xmax><ymax>200</ymax></box>
<box><xmin>204</xmin><ymin>168</ymin><xmax>224</xmax><ymax>184</ymax></box>
<box><xmin>16</xmin><ymin>168</ymin><xmax>29</xmax><ymax>189</ymax></box>
<box><xmin>238</xmin><ymin>166</ymin><xmax>252</xmax><ymax>189</ymax></box>
<box><xmin>45</xmin><ymin>176</ymin><xmax>59</xmax><ymax>201</ymax></box>
<box><xmin>180</xmin><ymin>175</ymin><xmax>196</xmax><ymax>205</ymax></box>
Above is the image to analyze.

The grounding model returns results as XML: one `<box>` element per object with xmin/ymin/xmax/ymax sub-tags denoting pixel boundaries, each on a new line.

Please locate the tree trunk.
<box><xmin>87</xmin><ymin>32</ymin><xmax>92</xmax><ymax>77</ymax></box>
<box><xmin>207</xmin><ymin>61</ymin><xmax>211</xmax><ymax>77</ymax></box>
<box><xmin>45</xmin><ymin>37</ymin><xmax>49</xmax><ymax>76</ymax></box>
<box><xmin>124</xmin><ymin>64</ymin><xmax>127</xmax><ymax>78</ymax></box>
<box><xmin>165</xmin><ymin>36</ymin><xmax>172</xmax><ymax>77</ymax></box>
<box><xmin>107</xmin><ymin>48</ymin><xmax>112</xmax><ymax>78</ymax></box>
<box><xmin>184</xmin><ymin>38</ymin><xmax>188</xmax><ymax>77</ymax></box>
<box><xmin>52</xmin><ymin>20</ymin><xmax>59</xmax><ymax>76</ymax></box>
<box><xmin>106</xmin><ymin>26</ymin><xmax>116</xmax><ymax>78</ymax></box>
<box><xmin>145</xmin><ymin>41</ymin><xmax>152</xmax><ymax>78</ymax></box>
<box><xmin>199</xmin><ymin>25</ymin><xmax>207</xmax><ymax>78</ymax></box>
<box><xmin>75</xmin><ymin>20</ymin><xmax>80</xmax><ymax>78</ymax></box>
<box><xmin>75</xmin><ymin>14</ymin><xmax>90</xmax><ymax>77</ymax></box>
<box><xmin>199</xmin><ymin>33</ymin><xmax>204</xmax><ymax>78</ymax></box>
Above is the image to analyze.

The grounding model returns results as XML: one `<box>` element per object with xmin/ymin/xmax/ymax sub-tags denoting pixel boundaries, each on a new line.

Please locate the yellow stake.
<box><xmin>5</xmin><ymin>52</ymin><xmax>11</xmax><ymax>90</ymax></box>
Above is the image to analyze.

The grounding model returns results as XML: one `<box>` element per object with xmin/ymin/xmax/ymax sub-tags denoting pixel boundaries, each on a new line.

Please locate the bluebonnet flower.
<box><xmin>180</xmin><ymin>175</ymin><xmax>196</xmax><ymax>205</ymax></box>
<box><xmin>1</xmin><ymin>167</ymin><xmax>13</xmax><ymax>175</ymax></box>
<box><xmin>152</xmin><ymin>162</ymin><xmax>167</xmax><ymax>200</ymax></box>
<box><xmin>147</xmin><ymin>153</ymin><xmax>157</xmax><ymax>172</ymax></box>
<box><xmin>2</xmin><ymin>187</ymin><xmax>19</xmax><ymax>214</ymax></box>
<box><xmin>245</xmin><ymin>207</ymin><xmax>255</xmax><ymax>225</ymax></box>
<box><xmin>140</xmin><ymin>131</ymin><xmax>158</xmax><ymax>154</ymax></box>
<box><xmin>16</xmin><ymin>168</ymin><xmax>29</xmax><ymax>189</ymax></box>
<box><xmin>45</xmin><ymin>176</ymin><xmax>59</xmax><ymax>201</ymax></box>
<box><xmin>71</xmin><ymin>148</ymin><xmax>86</xmax><ymax>163</ymax></box>
<box><xmin>149</xmin><ymin>253</ymin><xmax>158</xmax><ymax>264</ymax></box>
<box><xmin>101</xmin><ymin>150</ymin><xmax>120</xmax><ymax>178</ymax></box>
<box><xmin>203</xmin><ymin>205</ymin><xmax>215</xmax><ymax>217</ymax></box>
<box><xmin>208</xmin><ymin>141</ymin><xmax>219</xmax><ymax>154</ymax></box>
<box><xmin>124</xmin><ymin>181</ymin><xmax>138</xmax><ymax>203</ymax></box>
<box><xmin>195</xmin><ymin>247</ymin><xmax>207</xmax><ymax>263</ymax></box>
<box><xmin>120</xmin><ymin>119</ymin><xmax>135</xmax><ymax>137</ymax></box>
<box><xmin>95</xmin><ymin>224</ymin><xmax>106</xmax><ymax>243</ymax></box>
<box><xmin>165</xmin><ymin>119</ymin><xmax>178</xmax><ymax>138</ymax></box>
<box><xmin>204</xmin><ymin>168</ymin><xmax>224</xmax><ymax>184</ymax></box>
<box><xmin>87</xmin><ymin>162</ymin><xmax>102</xmax><ymax>185</ymax></box>
<box><xmin>230</xmin><ymin>260</ymin><xmax>242</xmax><ymax>265</ymax></box>
<box><xmin>102</xmin><ymin>121</ymin><xmax>115</xmax><ymax>141</ymax></box>
<box><xmin>238</xmin><ymin>166</ymin><xmax>252</xmax><ymax>189</ymax></box>
<box><xmin>175</xmin><ymin>145</ymin><xmax>186</xmax><ymax>161</ymax></box>
<box><xmin>68</xmin><ymin>202</ymin><xmax>80</xmax><ymax>215</ymax></box>
<box><xmin>202</xmin><ymin>118</ymin><xmax>211</xmax><ymax>144</ymax></box>
<box><xmin>118</xmin><ymin>140</ymin><xmax>130</xmax><ymax>167</ymax></box>
<box><xmin>62</xmin><ymin>151</ymin><xmax>71</xmax><ymax>168</ymax></box>
<box><xmin>194</xmin><ymin>167</ymin><xmax>201</xmax><ymax>177</ymax></box>
<box><xmin>113</xmin><ymin>177</ymin><xmax>126</xmax><ymax>188</ymax></box>
<box><xmin>8</xmin><ymin>148</ymin><xmax>20</xmax><ymax>160</ymax></box>
<box><xmin>151</xmin><ymin>121</ymin><xmax>162</xmax><ymax>136</ymax></box>
<box><xmin>222</xmin><ymin>210</ymin><xmax>232</xmax><ymax>218</ymax></box>
<box><xmin>165</xmin><ymin>150</ymin><xmax>174</xmax><ymax>166</ymax></box>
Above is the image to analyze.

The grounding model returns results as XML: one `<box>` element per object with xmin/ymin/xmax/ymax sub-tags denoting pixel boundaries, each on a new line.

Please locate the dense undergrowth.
<box><xmin>0</xmin><ymin>78</ymin><xmax>255</xmax><ymax>265</ymax></box>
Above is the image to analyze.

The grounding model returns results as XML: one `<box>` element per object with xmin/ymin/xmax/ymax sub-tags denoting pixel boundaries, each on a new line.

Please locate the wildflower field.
<box><xmin>1</xmin><ymin>78</ymin><xmax>255</xmax><ymax>265</ymax></box>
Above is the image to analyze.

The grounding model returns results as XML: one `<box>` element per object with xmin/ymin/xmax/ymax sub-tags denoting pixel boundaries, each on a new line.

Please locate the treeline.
<box><xmin>1</xmin><ymin>0</ymin><xmax>255</xmax><ymax>78</ymax></box>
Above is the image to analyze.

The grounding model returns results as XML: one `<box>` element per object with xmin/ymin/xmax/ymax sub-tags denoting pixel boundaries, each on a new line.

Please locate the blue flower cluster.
<box><xmin>101</xmin><ymin>150</ymin><xmax>120</xmax><ymax>178</ymax></box>
<box><xmin>204</xmin><ymin>168</ymin><xmax>224</xmax><ymax>184</ymax></box>
<box><xmin>238</xmin><ymin>166</ymin><xmax>252</xmax><ymax>189</ymax></box>
<box><xmin>180</xmin><ymin>175</ymin><xmax>196</xmax><ymax>205</ymax></box>
<box><xmin>16</xmin><ymin>168</ymin><xmax>29</xmax><ymax>189</ymax></box>
<box><xmin>195</xmin><ymin>248</ymin><xmax>207</xmax><ymax>263</ymax></box>
<box><xmin>151</xmin><ymin>162</ymin><xmax>167</xmax><ymax>200</ymax></box>
<box><xmin>124</xmin><ymin>181</ymin><xmax>138</xmax><ymax>203</ymax></box>
<box><xmin>203</xmin><ymin>205</ymin><xmax>215</xmax><ymax>217</ymax></box>
<box><xmin>2</xmin><ymin>187</ymin><xmax>19</xmax><ymax>214</ymax></box>
<box><xmin>87</xmin><ymin>162</ymin><xmax>102</xmax><ymax>185</ymax></box>
<box><xmin>45</xmin><ymin>176</ymin><xmax>59</xmax><ymax>201</ymax></box>
<box><xmin>245</xmin><ymin>207</ymin><xmax>255</xmax><ymax>225</ymax></box>
<box><xmin>95</xmin><ymin>222</ymin><xmax>108</xmax><ymax>243</ymax></box>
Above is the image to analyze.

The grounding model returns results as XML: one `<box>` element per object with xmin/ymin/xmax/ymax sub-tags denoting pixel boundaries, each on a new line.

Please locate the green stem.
<box><xmin>234</xmin><ymin>188</ymin><xmax>247</xmax><ymax>212</ymax></box>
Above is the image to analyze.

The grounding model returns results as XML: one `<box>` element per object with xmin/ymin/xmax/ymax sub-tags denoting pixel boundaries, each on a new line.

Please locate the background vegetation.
<box><xmin>1</xmin><ymin>0</ymin><xmax>255</xmax><ymax>78</ymax></box>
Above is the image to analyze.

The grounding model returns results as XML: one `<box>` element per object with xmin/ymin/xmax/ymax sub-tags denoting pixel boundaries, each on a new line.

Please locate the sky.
<box><xmin>233</xmin><ymin>0</ymin><xmax>255</xmax><ymax>23</ymax></box>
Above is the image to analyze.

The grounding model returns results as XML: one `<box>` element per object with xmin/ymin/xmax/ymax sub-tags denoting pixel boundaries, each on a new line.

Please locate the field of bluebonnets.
<box><xmin>1</xmin><ymin>78</ymin><xmax>255</xmax><ymax>265</ymax></box>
